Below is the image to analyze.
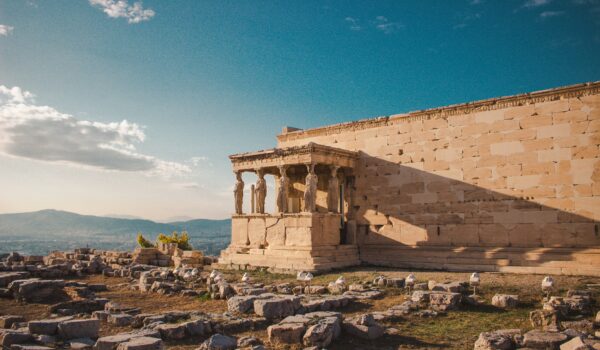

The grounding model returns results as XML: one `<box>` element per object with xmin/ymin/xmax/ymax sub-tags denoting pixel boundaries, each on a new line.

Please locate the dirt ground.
<box><xmin>1</xmin><ymin>267</ymin><xmax>599</xmax><ymax>350</ymax></box>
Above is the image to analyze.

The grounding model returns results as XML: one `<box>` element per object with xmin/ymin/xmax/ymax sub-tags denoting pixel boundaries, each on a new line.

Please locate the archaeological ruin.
<box><xmin>218</xmin><ymin>82</ymin><xmax>600</xmax><ymax>276</ymax></box>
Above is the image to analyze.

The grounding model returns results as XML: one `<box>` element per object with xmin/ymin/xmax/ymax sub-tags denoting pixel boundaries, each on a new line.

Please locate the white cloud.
<box><xmin>453</xmin><ymin>12</ymin><xmax>481</xmax><ymax>29</ymax></box>
<box><xmin>0</xmin><ymin>84</ymin><xmax>189</xmax><ymax>178</ymax></box>
<box><xmin>344</xmin><ymin>17</ymin><xmax>361</xmax><ymax>31</ymax></box>
<box><xmin>374</xmin><ymin>16</ymin><xmax>404</xmax><ymax>34</ymax></box>
<box><xmin>0</xmin><ymin>24</ymin><xmax>14</xmax><ymax>36</ymax></box>
<box><xmin>540</xmin><ymin>10</ymin><xmax>565</xmax><ymax>18</ymax></box>
<box><xmin>523</xmin><ymin>0</ymin><xmax>552</xmax><ymax>7</ymax></box>
<box><xmin>89</xmin><ymin>0</ymin><xmax>155</xmax><ymax>24</ymax></box>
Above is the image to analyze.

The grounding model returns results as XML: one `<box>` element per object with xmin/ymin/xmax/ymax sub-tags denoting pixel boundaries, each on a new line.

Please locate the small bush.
<box><xmin>156</xmin><ymin>231</ymin><xmax>193</xmax><ymax>250</ymax></box>
<box><xmin>137</xmin><ymin>232</ymin><xmax>155</xmax><ymax>248</ymax></box>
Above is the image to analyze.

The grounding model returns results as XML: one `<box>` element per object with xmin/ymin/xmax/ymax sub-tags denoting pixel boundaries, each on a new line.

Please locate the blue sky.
<box><xmin>0</xmin><ymin>0</ymin><xmax>599</xmax><ymax>220</ymax></box>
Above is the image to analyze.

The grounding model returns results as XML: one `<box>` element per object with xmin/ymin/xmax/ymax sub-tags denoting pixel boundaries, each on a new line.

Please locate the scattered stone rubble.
<box><xmin>475</xmin><ymin>290</ymin><xmax>600</xmax><ymax>350</ymax></box>
<box><xmin>4</xmin><ymin>249</ymin><xmax>598</xmax><ymax>349</ymax></box>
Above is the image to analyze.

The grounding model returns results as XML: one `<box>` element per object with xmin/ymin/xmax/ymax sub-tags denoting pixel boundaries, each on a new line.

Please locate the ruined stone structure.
<box><xmin>219</xmin><ymin>82</ymin><xmax>600</xmax><ymax>276</ymax></box>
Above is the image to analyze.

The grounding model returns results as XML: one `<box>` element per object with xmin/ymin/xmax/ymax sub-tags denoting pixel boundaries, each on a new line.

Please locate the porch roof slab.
<box><xmin>229</xmin><ymin>142</ymin><xmax>359</xmax><ymax>172</ymax></box>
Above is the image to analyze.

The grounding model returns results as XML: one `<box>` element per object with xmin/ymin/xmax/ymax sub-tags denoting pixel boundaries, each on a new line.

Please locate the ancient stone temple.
<box><xmin>218</xmin><ymin>82</ymin><xmax>600</xmax><ymax>276</ymax></box>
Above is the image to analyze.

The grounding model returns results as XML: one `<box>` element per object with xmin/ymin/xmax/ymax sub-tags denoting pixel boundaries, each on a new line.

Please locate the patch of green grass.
<box><xmin>197</xmin><ymin>293</ymin><xmax>211</xmax><ymax>302</ymax></box>
<box><xmin>392</xmin><ymin>307</ymin><xmax>532</xmax><ymax>349</ymax></box>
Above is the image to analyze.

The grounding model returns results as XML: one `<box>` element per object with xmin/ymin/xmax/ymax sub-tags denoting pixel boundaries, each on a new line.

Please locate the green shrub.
<box><xmin>136</xmin><ymin>232</ymin><xmax>155</xmax><ymax>248</ymax></box>
<box><xmin>156</xmin><ymin>231</ymin><xmax>192</xmax><ymax>250</ymax></box>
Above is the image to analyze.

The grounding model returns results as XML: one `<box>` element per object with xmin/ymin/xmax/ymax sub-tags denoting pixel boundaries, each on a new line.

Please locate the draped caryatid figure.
<box><xmin>303</xmin><ymin>164</ymin><xmax>318</xmax><ymax>212</ymax></box>
<box><xmin>233</xmin><ymin>171</ymin><xmax>244</xmax><ymax>214</ymax></box>
<box><xmin>276</xmin><ymin>166</ymin><xmax>289</xmax><ymax>213</ymax></box>
<box><xmin>327</xmin><ymin>166</ymin><xmax>339</xmax><ymax>213</ymax></box>
<box><xmin>254</xmin><ymin>169</ymin><xmax>267</xmax><ymax>214</ymax></box>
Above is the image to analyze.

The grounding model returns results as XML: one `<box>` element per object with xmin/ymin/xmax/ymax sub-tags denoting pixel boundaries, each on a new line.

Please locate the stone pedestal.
<box><xmin>218</xmin><ymin>212</ymin><xmax>360</xmax><ymax>272</ymax></box>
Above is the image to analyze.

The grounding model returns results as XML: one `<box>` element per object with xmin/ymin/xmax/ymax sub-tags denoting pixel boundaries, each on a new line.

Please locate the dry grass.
<box><xmin>1</xmin><ymin>268</ymin><xmax>598</xmax><ymax>350</ymax></box>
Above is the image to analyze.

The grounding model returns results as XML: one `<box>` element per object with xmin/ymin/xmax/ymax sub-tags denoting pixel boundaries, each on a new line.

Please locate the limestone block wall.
<box><xmin>230</xmin><ymin>213</ymin><xmax>342</xmax><ymax>249</ymax></box>
<box><xmin>276</xmin><ymin>82</ymin><xmax>600</xmax><ymax>275</ymax></box>
<box><xmin>220</xmin><ymin>213</ymin><xmax>359</xmax><ymax>272</ymax></box>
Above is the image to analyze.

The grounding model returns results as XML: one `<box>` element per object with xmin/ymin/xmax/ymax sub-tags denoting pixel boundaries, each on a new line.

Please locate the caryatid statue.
<box><xmin>303</xmin><ymin>164</ymin><xmax>318</xmax><ymax>212</ymax></box>
<box><xmin>233</xmin><ymin>171</ymin><xmax>244</xmax><ymax>214</ymax></box>
<box><xmin>276</xmin><ymin>166</ymin><xmax>289</xmax><ymax>213</ymax></box>
<box><xmin>254</xmin><ymin>169</ymin><xmax>267</xmax><ymax>214</ymax></box>
<box><xmin>327</xmin><ymin>166</ymin><xmax>339</xmax><ymax>213</ymax></box>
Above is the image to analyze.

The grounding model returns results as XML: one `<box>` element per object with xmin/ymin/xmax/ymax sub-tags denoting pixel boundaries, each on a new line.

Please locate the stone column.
<box><xmin>303</xmin><ymin>164</ymin><xmax>318</xmax><ymax>213</ymax></box>
<box><xmin>233</xmin><ymin>171</ymin><xmax>244</xmax><ymax>215</ymax></box>
<box><xmin>276</xmin><ymin>165</ymin><xmax>289</xmax><ymax>214</ymax></box>
<box><xmin>250</xmin><ymin>184</ymin><xmax>255</xmax><ymax>213</ymax></box>
<box><xmin>255</xmin><ymin>169</ymin><xmax>267</xmax><ymax>214</ymax></box>
<box><xmin>327</xmin><ymin>166</ymin><xmax>339</xmax><ymax>213</ymax></box>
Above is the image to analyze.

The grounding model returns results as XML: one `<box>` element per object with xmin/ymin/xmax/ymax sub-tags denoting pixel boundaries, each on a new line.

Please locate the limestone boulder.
<box><xmin>154</xmin><ymin>324</ymin><xmax>187</xmax><ymax>340</ymax></box>
<box><xmin>237</xmin><ymin>336</ymin><xmax>262</xmax><ymax>348</ymax></box>
<box><xmin>183</xmin><ymin>319</ymin><xmax>211</xmax><ymax>337</ymax></box>
<box><xmin>561</xmin><ymin>320</ymin><xmax>594</xmax><ymax>335</ymax></box>
<box><xmin>57</xmin><ymin>319</ymin><xmax>100</xmax><ymax>340</ymax></box>
<box><xmin>28</xmin><ymin>317</ymin><xmax>73</xmax><ymax>335</ymax></box>
<box><xmin>0</xmin><ymin>272</ymin><xmax>30</xmax><ymax>288</ymax></box>
<box><xmin>0</xmin><ymin>330</ymin><xmax>34</xmax><ymax>347</ymax></box>
<box><xmin>431</xmin><ymin>282</ymin><xmax>465</xmax><ymax>294</ymax></box>
<box><xmin>68</xmin><ymin>337</ymin><xmax>95</xmax><ymax>350</ymax></box>
<box><xmin>530</xmin><ymin>310</ymin><xmax>560</xmax><ymax>331</ymax></box>
<box><xmin>522</xmin><ymin>330</ymin><xmax>568</xmax><ymax>349</ymax></box>
<box><xmin>253</xmin><ymin>298</ymin><xmax>296</xmax><ymax>320</ymax></box>
<box><xmin>326</xmin><ymin>283</ymin><xmax>345</xmax><ymax>295</ymax></box>
<box><xmin>560</xmin><ymin>337</ymin><xmax>591</xmax><ymax>350</ymax></box>
<box><xmin>491</xmin><ymin>294</ymin><xmax>519</xmax><ymax>309</ymax></box>
<box><xmin>305</xmin><ymin>285</ymin><xmax>327</xmax><ymax>295</ymax></box>
<box><xmin>267</xmin><ymin>323</ymin><xmax>305</xmax><ymax>344</ymax></box>
<box><xmin>429</xmin><ymin>292</ymin><xmax>461</xmax><ymax>311</ymax></box>
<box><xmin>0</xmin><ymin>315</ymin><xmax>25</xmax><ymax>329</ymax></box>
<box><xmin>474</xmin><ymin>332</ymin><xmax>514</xmax><ymax>350</ymax></box>
<box><xmin>11</xmin><ymin>345</ymin><xmax>54</xmax><ymax>350</ymax></box>
<box><xmin>9</xmin><ymin>279</ymin><xmax>66</xmax><ymax>303</ymax></box>
<box><xmin>342</xmin><ymin>314</ymin><xmax>384</xmax><ymax>340</ymax></box>
<box><xmin>303</xmin><ymin>322</ymin><xmax>335</xmax><ymax>348</ymax></box>
<box><xmin>198</xmin><ymin>334</ymin><xmax>237</xmax><ymax>350</ymax></box>
<box><xmin>227</xmin><ymin>296</ymin><xmax>257</xmax><ymax>314</ymax></box>
<box><xmin>108</xmin><ymin>314</ymin><xmax>134</xmax><ymax>327</ymax></box>
<box><xmin>343</xmin><ymin>290</ymin><xmax>382</xmax><ymax>300</ymax></box>
<box><xmin>94</xmin><ymin>333</ymin><xmax>140</xmax><ymax>350</ymax></box>
<box><xmin>116</xmin><ymin>336</ymin><xmax>163</xmax><ymax>350</ymax></box>
<box><xmin>411</xmin><ymin>290</ymin><xmax>431</xmax><ymax>304</ymax></box>
<box><xmin>385</xmin><ymin>278</ymin><xmax>405</xmax><ymax>288</ymax></box>
<box><xmin>49</xmin><ymin>299</ymin><xmax>107</xmax><ymax>315</ymax></box>
<box><xmin>276</xmin><ymin>283</ymin><xmax>293</xmax><ymax>295</ymax></box>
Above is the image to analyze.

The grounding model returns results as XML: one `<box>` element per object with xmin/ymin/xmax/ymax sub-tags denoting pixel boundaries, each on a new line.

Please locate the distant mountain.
<box><xmin>163</xmin><ymin>215</ymin><xmax>195</xmax><ymax>222</ymax></box>
<box><xmin>0</xmin><ymin>209</ymin><xmax>231</xmax><ymax>256</ymax></box>
<box><xmin>104</xmin><ymin>214</ymin><xmax>146</xmax><ymax>220</ymax></box>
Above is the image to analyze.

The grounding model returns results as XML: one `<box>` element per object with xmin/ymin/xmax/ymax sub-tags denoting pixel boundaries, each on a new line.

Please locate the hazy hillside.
<box><xmin>0</xmin><ymin>209</ymin><xmax>231</xmax><ymax>256</ymax></box>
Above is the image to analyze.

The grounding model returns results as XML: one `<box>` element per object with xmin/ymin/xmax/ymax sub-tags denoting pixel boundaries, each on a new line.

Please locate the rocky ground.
<box><xmin>1</xmin><ymin>250</ymin><xmax>599</xmax><ymax>350</ymax></box>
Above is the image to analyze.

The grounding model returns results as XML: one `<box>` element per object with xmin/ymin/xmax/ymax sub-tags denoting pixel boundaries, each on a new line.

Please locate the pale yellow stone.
<box><xmin>490</xmin><ymin>141</ymin><xmax>525</xmax><ymax>156</ymax></box>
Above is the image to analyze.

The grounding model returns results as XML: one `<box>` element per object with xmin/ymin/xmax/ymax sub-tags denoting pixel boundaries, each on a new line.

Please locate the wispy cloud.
<box><xmin>344</xmin><ymin>16</ymin><xmax>404</xmax><ymax>34</ymax></box>
<box><xmin>374</xmin><ymin>16</ymin><xmax>404</xmax><ymax>34</ymax></box>
<box><xmin>540</xmin><ymin>10</ymin><xmax>565</xmax><ymax>18</ymax></box>
<box><xmin>470</xmin><ymin>0</ymin><xmax>483</xmax><ymax>4</ymax></box>
<box><xmin>0</xmin><ymin>24</ymin><xmax>14</xmax><ymax>36</ymax></box>
<box><xmin>453</xmin><ymin>12</ymin><xmax>481</xmax><ymax>29</ymax></box>
<box><xmin>523</xmin><ymin>0</ymin><xmax>552</xmax><ymax>7</ymax></box>
<box><xmin>0</xmin><ymin>85</ymin><xmax>189</xmax><ymax>178</ymax></box>
<box><xmin>344</xmin><ymin>17</ymin><xmax>361</xmax><ymax>31</ymax></box>
<box><xmin>172</xmin><ymin>182</ymin><xmax>204</xmax><ymax>190</ymax></box>
<box><xmin>89</xmin><ymin>0</ymin><xmax>155</xmax><ymax>24</ymax></box>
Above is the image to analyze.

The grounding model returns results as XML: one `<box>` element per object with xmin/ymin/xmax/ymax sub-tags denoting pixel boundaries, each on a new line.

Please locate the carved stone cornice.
<box><xmin>230</xmin><ymin>142</ymin><xmax>359</xmax><ymax>171</ymax></box>
<box><xmin>277</xmin><ymin>81</ymin><xmax>600</xmax><ymax>142</ymax></box>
